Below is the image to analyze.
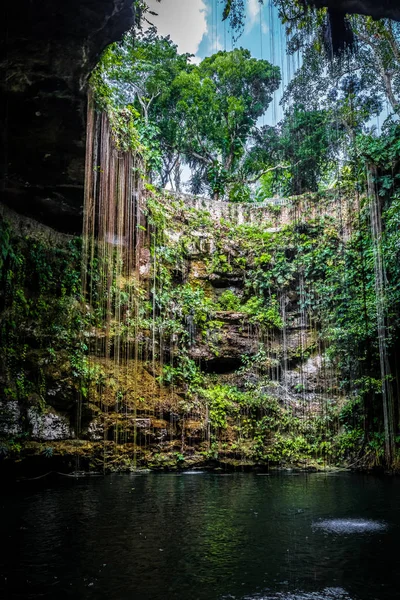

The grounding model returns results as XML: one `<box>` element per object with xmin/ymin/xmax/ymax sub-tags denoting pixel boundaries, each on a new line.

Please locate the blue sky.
<box><xmin>147</xmin><ymin>0</ymin><xmax>300</xmax><ymax>125</ymax></box>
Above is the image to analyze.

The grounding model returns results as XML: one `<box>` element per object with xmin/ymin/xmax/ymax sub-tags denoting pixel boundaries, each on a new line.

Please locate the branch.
<box><xmin>246</xmin><ymin>161</ymin><xmax>302</xmax><ymax>185</ymax></box>
<box><xmin>354</xmin><ymin>30</ymin><xmax>399</xmax><ymax>109</ymax></box>
<box><xmin>162</xmin><ymin>154</ymin><xmax>180</xmax><ymax>186</ymax></box>
<box><xmin>222</xmin><ymin>0</ymin><xmax>232</xmax><ymax>21</ymax></box>
<box><xmin>387</xmin><ymin>21</ymin><xmax>400</xmax><ymax>63</ymax></box>
<box><xmin>280</xmin><ymin>5</ymin><xmax>307</xmax><ymax>24</ymax></box>
<box><xmin>189</xmin><ymin>151</ymin><xmax>213</xmax><ymax>165</ymax></box>
<box><xmin>146</xmin><ymin>91</ymin><xmax>161</xmax><ymax>112</ymax></box>
<box><xmin>194</xmin><ymin>132</ymin><xmax>214</xmax><ymax>162</ymax></box>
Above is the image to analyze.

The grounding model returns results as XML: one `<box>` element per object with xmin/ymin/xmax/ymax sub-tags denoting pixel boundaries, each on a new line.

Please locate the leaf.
<box><xmin>222</xmin><ymin>0</ymin><xmax>232</xmax><ymax>21</ymax></box>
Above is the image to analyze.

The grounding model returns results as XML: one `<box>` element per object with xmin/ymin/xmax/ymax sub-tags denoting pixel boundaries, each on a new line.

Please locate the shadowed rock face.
<box><xmin>1</xmin><ymin>0</ymin><xmax>135</xmax><ymax>233</ymax></box>
<box><xmin>1</xmin><ymin>0</ymin><xmax>400</xmax><ymax>232</ymax></box>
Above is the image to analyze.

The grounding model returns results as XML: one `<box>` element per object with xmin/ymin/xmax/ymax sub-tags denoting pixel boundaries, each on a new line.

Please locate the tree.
<box><xmin>272</xmin><ymin>9</ymin><xmax>399</xmax><ymax>198</ymax></box>
<box><xmin>223</xmin><ymin>0</ymin><xmax>356</xmax><ymax>53</ymax></box>
<box><xmin>97</xmin><ymin>34</ymin><xmax>281</xmax><ymax>196</ymax></box>
<box><xmin>247</xmin><ymin>106</ymin><xmax>341</xmax><ymax>196</ymax></box>
<box><xmin>350</xmin><ymin>17</ymin><xmax>400</xmax><ymax>112</ymax></box>
<box><xmin>174</xmin><ymin>49</ymin><xmax>280</xmax><ymax>198</ymax></box>
<box><xmin>281</xmin><ymin>12</ymin><xmax>400</xmax><ymax>114</ymax></box>
<box><xmin>222</xmin><ymin>1</ymin><xmax>400</xmax><ymax>111</ymax></box>
<box><xmin>95</xmin><ymin>27</ymin><xmax>192</xmax><ymax>185</ymax></box>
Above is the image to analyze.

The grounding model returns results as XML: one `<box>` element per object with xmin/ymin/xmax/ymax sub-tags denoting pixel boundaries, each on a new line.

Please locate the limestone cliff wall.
<box><xmin>1</xmin><ymin>0</ymin><xmax>135</xmax><ymax>233</ymax></box>
<box><xmin>0</xmin><ymin>194</ymin><xmax>346</xmax><ymax>472</ymax></box>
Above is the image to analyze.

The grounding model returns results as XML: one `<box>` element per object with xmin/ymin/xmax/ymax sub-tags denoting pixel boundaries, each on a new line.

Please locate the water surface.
<box><xmin>1</xmin><ymin>472</ymin><xmax>399</xmax><ymax>600</ymax></box>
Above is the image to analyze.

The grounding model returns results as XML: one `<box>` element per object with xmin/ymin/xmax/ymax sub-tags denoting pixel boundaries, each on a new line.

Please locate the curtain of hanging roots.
<box><xmin>367</xmin><ymin>165</ymin><xmax>396</xmax><ymax>464</ymax></box>
<box><xmin>82</xmin><ymin>99</ymin><xmax>146</xmax><ymax>468</ymax></box>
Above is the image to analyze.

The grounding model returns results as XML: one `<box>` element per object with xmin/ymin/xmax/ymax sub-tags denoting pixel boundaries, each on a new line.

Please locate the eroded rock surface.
<box><xmin>28</xmin><ymin>407</ymin><xmax>73</xmax><ymax>441</ymax></box>
<box><xmin>1</xmin><ymin>0</ymin><xmax>135</xmax><ymax>232</ymax></box>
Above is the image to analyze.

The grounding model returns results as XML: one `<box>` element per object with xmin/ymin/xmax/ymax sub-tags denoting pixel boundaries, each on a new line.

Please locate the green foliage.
<box><xmin>202</xmin><ymin>385</ymin><xmax>237</xmax><ymax>430</ymax></box>
<box><xmin>95</xmin><ymin>31</ymin><xmax>281</xmax><ymax>198</ymax></box>
<box><xmin>179</xmin><ymin>48</ymin><xmax>280</xmax><ymax>197</ymax></box>
<box><xmin>161</xmin><ymin>354</ymin><xmax>203</xmax><ymax>388</ymax></box>
<box><xmin>264</xmin><ymin>433</ymin><xmax>312</xmax><ymax>463</ymax></box>
<box><xmin>242</xmin><ymin>295</ymin><xmax>283</xmax><ymax>329</ymax></box>
<box><xmin>249</xmin><ymin>107</ymin><xmax>341</xmax><ymax>196</ymax></box>
<box><xmin>0</xmin><ymin>218</ymin><xmax>86</xmax><ymax>411</ymax></box>
<box><xmin>216</xmin><ymin>290</ymin><xmax>241</xmax><ymax>311</ymax></box>
<box><xmin>43</xmin><ymin>446</ymin><xmax>54</xmax><ymax>458</ymax></box>
<box><xmin>334</xmin><ymin>429</ymin><xmax>364</xmax><ymax>461</ymax></box>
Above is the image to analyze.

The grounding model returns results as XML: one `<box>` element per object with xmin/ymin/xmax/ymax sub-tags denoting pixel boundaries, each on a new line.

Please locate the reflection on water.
<box><xmin>240</xmin><ymin>588</ymin><xmax>352</xmax><ymax>599</ymax></box>
<box><xmin>312</xmin><ymin>519</ymin><xmax>388</xmax><ymax>534</ymax></box>
<box><xmin>1</xmin><ymin>473</ymin><xmax>399</xmax><ymax>600</ymax></box>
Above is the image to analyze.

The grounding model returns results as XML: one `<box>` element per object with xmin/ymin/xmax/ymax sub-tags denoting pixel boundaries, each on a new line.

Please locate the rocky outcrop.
<box><xmin>0</xmin><ymin>401</ymin><xmax>22</xmax><ymax>436</ymax></box>
<box><xmin>0</xmin><ymin>400</ymin><xmax>72</xmax><ymax>441</ymax></box>
<box><xmin>189</xmin><ymin>311</ymin><xmax>258</xmax><ymax>370</ymax></box>
<box><xmin>28</xmin><ymin>407</ymin><xmax>73</xmax><ymax>441</ymax></box>
<box><xmin>1</xmin><ymin>0</ymin><xmax>135</xmax><ymax>233</ymax></box>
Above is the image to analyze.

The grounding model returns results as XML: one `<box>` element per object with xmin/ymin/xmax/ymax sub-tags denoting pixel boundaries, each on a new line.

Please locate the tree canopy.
<box><xmin>95</xmin><ymin>30</ymin><xmax>281</xmax><ymax>198</ymax></box>
<box><xmin>93</xmin><ymin>3</ymin><xmax>400</xmax><ymax>203</ymax></box>
<box><xmin>175</xmin><ymin>48</ymin><xmax>280</xmax><ymax>198</ymax></box>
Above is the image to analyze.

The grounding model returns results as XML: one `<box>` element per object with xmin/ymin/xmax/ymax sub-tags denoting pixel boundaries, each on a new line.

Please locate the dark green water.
<box><xmin>1</xmin><ymin>472</ymin><xmax>399</xmax><ymax>600</ymax></box>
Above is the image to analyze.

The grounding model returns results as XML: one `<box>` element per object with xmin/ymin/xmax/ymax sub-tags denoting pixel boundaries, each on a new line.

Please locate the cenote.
<box><xmin>2</xmin><ymin>1</ymin><xmax>400</xmax><ymax>598</ymax></box>
<box><xmin>1</xmin><ymin>473</ymin><xmax>400</xmax><ymax>600</ymax></box>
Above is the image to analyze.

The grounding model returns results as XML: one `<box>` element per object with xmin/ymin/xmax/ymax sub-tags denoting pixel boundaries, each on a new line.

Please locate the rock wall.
<box><xmin>1</xmin><ymin>0</ymin><xmax>135</xmax><ymax>233</ymax></box>
<box><xmin>162</xmin><ymin>193</ymin><xmax>334</xmax><ymax>395</ymax></box>
<box><xmin>167</xmin><ymin>191</ymin><xmax>355</xmax><ymax>237</ymax></box>
<box><xmin>0</xmin><ymin>193</ymin><xmax>348</xmax><ymax>473</ymax></box>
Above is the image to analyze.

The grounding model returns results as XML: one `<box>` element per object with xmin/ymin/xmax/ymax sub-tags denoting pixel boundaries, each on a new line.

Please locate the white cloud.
<box><xmin>146</xmin><ymin>0</ymin><xmax>209</xmax><ymax>56</ymax></box>
<box><xmin>246</xmin><ymin>0</ymin><xmax>260</xmax><ymax>30</ymax></box>
<box><xmin>190</xmin><ymin>54</ymin><xmax>203</xmax><ymax>65</ymax></box>
<box><xmin>245</xmin><ymin>0</ymin><xmax>268</xmax><ymax>35</ymax></box>
<box><xmin>248</xmin><ymin>0</ymin><xmax>260</xmax><ymax>18</ymax></box>
<box><xmin>206</xmin><ymin>33</ymin><xmax>224</xmax><ymax>56</ymax></box>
